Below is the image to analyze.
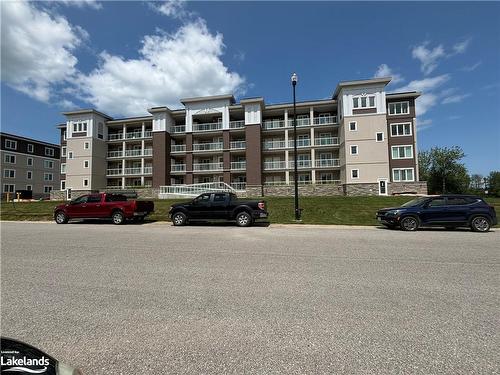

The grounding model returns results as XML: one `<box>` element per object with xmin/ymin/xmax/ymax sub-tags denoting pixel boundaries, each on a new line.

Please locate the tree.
<box><xmin>469</xmin><ymin>174</ymin><xmax>484</xmax><ymax>192</ymax></box>
<box><xmin>487</xmin><ymin>171</ymin><xmax>500</xmax><ymax>196</ymax></box>
<box><xmin>418</xmin><ymin>146</ymin><xmax>470</xmax><ymax>194</ymax></box>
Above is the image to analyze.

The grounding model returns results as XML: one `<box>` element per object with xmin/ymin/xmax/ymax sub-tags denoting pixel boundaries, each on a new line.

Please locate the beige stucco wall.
<box><xmin>65</xmin><ymin>137</ymin><xmax>106</xmax><ymax>190</ymax></box>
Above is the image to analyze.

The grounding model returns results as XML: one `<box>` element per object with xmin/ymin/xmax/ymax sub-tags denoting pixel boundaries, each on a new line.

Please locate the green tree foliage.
<box><xmin>487</xmin><ymin>171</ymin><xmax>500</xmax><ymax>197</ymax></box>
<box><xmin>418</xmin><ymin>146</ymin><xmax>470</xmax><ymax>194</ymax></box>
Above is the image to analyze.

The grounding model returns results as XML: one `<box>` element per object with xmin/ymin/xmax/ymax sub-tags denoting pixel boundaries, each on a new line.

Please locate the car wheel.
<box><xmin>236</xmin><ymin>212</ymin><xmax>253</xmax><ymax>227</ymax></box>
<box><xmin>55</xmin><ymin>211</ymin><xmax>68</xmax><ymax>224</ymax></box>
<box><xmin>471</xmin><ymin>216</ymin><xmax>490</xmax><ymax>232</ymax></box>
<box><xmin>172</xmin><ymin>212</ymin><xmax>187</xmax><ymax>226</ymax></box>
<box><xmin>400</xmin><ymin>216</ymin><xmax>419</xmax><ymax>231</ymax></box>
<box><xmin>112</xmin><ymin>211</ymin><xmax>125</xmax><ymax>225</ymax></box>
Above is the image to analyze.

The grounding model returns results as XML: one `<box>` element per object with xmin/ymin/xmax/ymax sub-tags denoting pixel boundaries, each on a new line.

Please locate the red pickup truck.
<box><xmin>54</xmin><ymin>193</ymin><xmax>154</xmax><ymax>224</ymax></box>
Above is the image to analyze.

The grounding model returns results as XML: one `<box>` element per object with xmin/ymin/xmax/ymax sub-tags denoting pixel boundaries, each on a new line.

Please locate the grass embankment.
<box><xmin>2</xmin><ymin>196</ymin><xmax>499</xmax><ymax>226</ymax></box>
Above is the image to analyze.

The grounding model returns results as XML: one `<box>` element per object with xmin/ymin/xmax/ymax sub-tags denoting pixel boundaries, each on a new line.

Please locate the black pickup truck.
<box><xmin>169</xmin><ymin>192</ymin><xmax>268</xmax><ymax>227</ymax></box>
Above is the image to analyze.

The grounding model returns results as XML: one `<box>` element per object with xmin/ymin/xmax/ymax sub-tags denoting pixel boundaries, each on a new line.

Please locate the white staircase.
<box><xmin>158</xmin><ymin>182</ymin><xmax>246</xmax><ymax>199</ymax></box>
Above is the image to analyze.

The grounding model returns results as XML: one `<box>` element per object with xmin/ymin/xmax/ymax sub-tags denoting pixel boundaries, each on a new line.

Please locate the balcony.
<box><xmin>230</xmin><ymin>141</ymin><xmax>246</xmax><ymax>150</ymax></box>
<box><xmin>313</xmin><ymin>115</ymin><xmax>337</xmax><ymax>125</ymax></box>
<box><xmin>192</xmin><ymin>142</ymin><xmax>223</xmax><ymax>152</ymax></box>
<box><xmin>124</xmin><ymin>167</ymin><xmax>142</xmax><ymax>175</ymax></box>
<box><xmin>263</xmin><ymin>161</ymin><xmax>287</xmax><ymax>170</ymax></box>
<box><xmin>172</xmin><ymin>125</ymin><xmax>186</xmax><ymax>133</ymax></box>
<box><xmin>314</xmin><ymin>137</ymin><xmax>339</xmax><ymax>146</ymax></box>
<box><xmin>171</xmin><ymin>144</ymin><xmax>186</xmax><ymax>153</ymax></box>
<box><xmin>143</xmin><ymin>166</ymin><xmax>153</xmax><ymax>174</ymax></box>
<box><xmin>262</xmin><ymin>140</ymin><xmax>286</xmax><ymax>150</ymax></box>
<box><xmin>108</xmin><ymin>133</ymin><xmax>123</xmax><ymax>141</ymax></box>
<box><xmin>193</xmin><ymin>162</ymin><xmax>224</xmax><ymax>172</ymax></box>
<box><xmin>106</xmin><ymin>167</ymin><xmax>152</xmax><ymax>176</ymax></box>
<box><xmin>231</xmin><ymin>161</ymin><xmax>246</xmax><ymax>170</ymax></box>
<box><xmin>144</xmin><ymin>130</ymin><xmax>153</xmax><ymax>138</ymax></box>
<box><xmin>229</xmin><ymin>120</ymin><xmax>245</xmax><ymax>129</ymax></box>
<box><xmin>289</xmin><ymin>139</ymin><xmax>311</xmax><ymax>148</ymax></box>
<box><xmin>288</xmin><ymin>117</ymin><xmax>311</xmax><ymax>127</ymax></box>
<box><xmin>171</xmin><ymin>164</ymin><xmax>186</xmax><ymax>172</ymax></box>
<box><xmin>107</xmin><ymin>150</ymin><xmax>123</xmax><ymax>158</ymax></box>
<box><xmin>263</xmin><ymin>120</ymin><xmax>286</xmax><ymax>130</ymax></box>
<box><xmin>315</xmin><ymin>159</ymin><xmax>340</xmax><ymax>168</ymax></box>
<box><xmin>289</xmin><ymin>160</ymin><xmax>312</xmax><ymax>169</ymax></box>
<box><xmin>193</xmin><ymin>122</ymin><xmax>223</xmax><ymax>132</ymax></box>
<box><xmin>143</xmin><ymin>148</ymin><xmax>153</xmax><ymax>156</ymax></box>
<box><xmin>124</xmin><ymin>149</ymin><xmax>142</xmax><ymax>157</ymax></box>
<box><xmin>106</xmin><ymin>168</ymin><xmax>122</xmax><ymax>176</ymax></box>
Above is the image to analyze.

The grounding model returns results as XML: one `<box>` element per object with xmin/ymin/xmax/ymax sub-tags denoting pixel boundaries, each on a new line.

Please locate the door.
<box><xmin>190</xmin><ymin>193</ymin><xmax>212</xmax><ymax>219</ymax></box>
<box><xmin>66</xmin><ymin>195</ymin><xmax>89</xmax><ymax>218</ymax></box>
<box><xmin>378</xmin><ymin>179</ymin><xmax>388</xmax><ymax>196</ymax></box>
<box><xmin>420</xmin><ymin>197</ymin><xmax>448</xmax><ymax>224</ymax></box>
<box><xmin>86</xmin><ymin>194</ymin><xmax>106</xmax><ymax>218</ymax></box>
<box><xmin>445</xmin><ymin>196</ymin><xmax>471</xmax><ymax>224</ymax></box>
<box><xmin>211</xmin><ymin>193</ymin><xmax>229</xmax><ymax>219</ymax></box>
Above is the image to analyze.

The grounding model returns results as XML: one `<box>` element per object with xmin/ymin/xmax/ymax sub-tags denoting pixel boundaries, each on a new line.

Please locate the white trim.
<box><xmin>27</xmin><ymin>157</ymin><xmax>33</xmax><ymax>166</ymax></box>
<box><xmin>26</xmin><ymin>185</ymin><xmax>32</xmax><ymax>191</ymax></box>
<box><xmin>4</xmin><ymin>154</ymin><xmax>16</xmax><ymax>164</ymax></box>
<box><xmin>84</xmin><ymin>160</ymin><xmax>89</xmax><ymax>168</ymax></box>
<box><xmin>350</xmin><ymin>145</ymin><xmax>359</xmax><ymax>155</ymax></box>
<box><xmin>61</xmin><ymin>146</ymin><xmax>67</xmax><ymax>157</ymax></box>
<box><xmin>3</xmin><ymin>169</ymin><xmax>15</xmax><ymax>178</ymax></box>
<box><xmin>43</xmin><ymin>159</ymin><xmax>54</xmax><ymax>169</ymax></box>
<box><xmin>349</xmin><ymin>121</ymin><xmax>357</xmax><ymax>131</ymax></box>
<box><xmin>391</xmin><ymin>145</ymin><xmax>413</xmax><ymax>159</ymax></box>
<box><xmin>60</xmin><ymin>180</ymin><xmax>66</xmax><ymax>191</ymax></box>
<box><xmin>43</xmin><ymin>185</ymin><xmax>53</xmax><ymax>193</ymax></box>
<box><xmin>351</xmin><ymin>169</ymin><xmax>359</xmax><ymax>179</ymax></box>
<box><xmin>376</xmin><ymin>132</ymin><xmax>384</xmax><ymax>142</ymax></box>
<box><xmin>392</xmin><ymin>168</ymin><xmax>415</xmax><ymax>182</ymax></box>
<box><xmin>68</xmin><ymin>151</ymin><xmax>74</xmax><ymax>159</ymax></box>
<box><xmin>352</xmin><ymin>94</ymin><xmax>376</xmax><ymax>109</ymax></box>
<box><xmin>44</xmin><ymin>147</ymin><xmax>54</xmax><ymax>156</ymax></box>
<box><xmin>27</xmin><ymin>170</ymin><xmax>33</xmax><ymax>180</ymax></box>
<box><xmin>377</xmin><ymin>178</ymin><xmax>388</xmax><ymax>196</ymax></box>
<box><xmin>44</xmin><ymin>172</ymin><xmax>54</xmax><ymax>181</ymax></box>
<box><xmin>60</xmin><ymin>163</ymin><xmax>66</xmax><ymax>174</ymax></box>
<box><xmin>83</xmin><ymin>178</ymin><xmax>89</xmax><ymax>187</ymax></box>
<box><xmin>27</xmin><ymin>144</ymin><xmax>34</xmax><ymax>153</ymax></box>
<box><xmin>4</xmin><ymin>139</ymin><xmax>17</xmax><ymax>150</ymax></box>
<box><xmin>390</xmin><ymin>122</ymin><xmax>413</xmax><ymax>137</ymax></box>
<box><xmin>3</xmin><ymin>184</ymin><xmax>15</xmax><ymax>193</ymax></box>
<box><xmin>84</xmin><ymin>141</ymin><xmax>90</xmax><ymax>150</ymax></box>
<box><xmin>388</xmin><ymin>101</ymin><xmax>410</xmax><ymax>116</ymax></box>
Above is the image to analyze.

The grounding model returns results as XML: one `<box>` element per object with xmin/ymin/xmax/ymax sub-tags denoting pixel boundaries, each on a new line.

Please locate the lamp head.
<box><xmin>291</xmin><ymin>72</ymin><xmax>298</xmax><ymax>86</ymax></box>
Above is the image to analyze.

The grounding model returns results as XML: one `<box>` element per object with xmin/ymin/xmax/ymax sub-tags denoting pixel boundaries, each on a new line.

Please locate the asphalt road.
<box><xmin>1</xmin><ymin>221</ymin><xmax>499</xmax><ymax>374</ymax></box>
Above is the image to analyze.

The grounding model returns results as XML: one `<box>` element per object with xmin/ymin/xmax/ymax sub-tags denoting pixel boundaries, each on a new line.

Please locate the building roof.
<box><xmin>386</xmin><ymin>91</ymin><xmax>421</xmax><ymax>99</ymax></box>
<box><xmin>332</xmin><ymin>77</ymin><xmax>392</xmax><ymax>99</ymax></box>
<box><xmin>61</xmin><ymin>108</ymin><xmax>113</xmax><ymax>120</ymax></box>
<box><xmin>0</xmin><ymin>132</ymin><xmax>60</xmax><ymax>148</ymax></box>
<box><xmin>180</xmin><ymin>94</ymin><xmax>235</xmax><ymax>105</ymax></box>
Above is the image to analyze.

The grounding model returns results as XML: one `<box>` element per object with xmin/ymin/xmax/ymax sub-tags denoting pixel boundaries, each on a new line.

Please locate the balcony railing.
<box><xmin>230</xmin><ymin>182</ymin><xmax>247</xmax><ymax>190</ymax></box>
<box><xmin>192</xmin><ymin>142</ymin><xmax>223</xmax><ymax>152</ymax></box>
<box><xmin>143</xmin><ymin>148</ymin><xmax>153</xmax><ymax>156</ymax></box>
<box><xmin>171</xmin><ymin>164</ymin><xmax>186</xmax><ymax>172</ymax></box>
<box><xmin>288</xmin><ymin>117</ymin><xmax>311</xmax><ymax>127</ymax></box>
<box><xmin>171</xmin><ymin>144</ymin><xmax>186</xmax><ymax>153</ymax></box>
<box><xmin>229</xmin><ymin>120</ymin><xmax>245</xmax><ymax>129</ymax></box>
<box><xmin>108</xmin><ymin>133</ymin><xmax>123</xmax><ymax>141</ymax></box>
<box><xmin>263</xmin><ymin>140</ymin><xmax>286</xmax><ymax>150</ymax></box>
<box><xmin>230</xmin><ymin>141</ymin><xmax>246</xmax><ymax>150</ymax></box>
<box><xmin>289</xmin><ymin>139</ymin><xmax>311</xmax><ymax>148</ymax></box>
<box><xmin>144</xmin><ymin>130</ymin><xmax>153</xmax><ymax>138</ymax></box>
<box><xmin>106</xmin><ymin>167</ymin><xmax>152</xmax><ymax>175</ymax></box>
<box><xmin>313</xmin><ymin>115</ymin><xmax>337</xmax><ymax>125</ymax></box>
<box><xmin>263</xmin><ymin>120</ymin><xmax>285</xmax><ymax>130</ymax></box>
<box><xmin>314</xmin><ymin>137</ymin><xmax>339</xmax><ymax>146</ymax></box>
<box><xmin>264</xmin><ymin>179</ymin><xmax>341</xmax><ymax>186</ymax></box>
<box><xmin>193</xmin><ymin>122</ymin><xmax>223</xmax><ymax>132</ymax></box>
<box><xmin>124</xmin><ymin>149</ymin><xmax>142</xmax><ymax>157</ymax></box>
<box><xmin>106</xmin><ymin>168</ymin><xmax>122</xmax><ymax>175</ymax></box>
<box><xmin>125</xmin><ymin>131</ymin><xmax>143</xmax><ymax>139</ymax></box>
<box><xmin>193</xmin><ymin>162</ymin><xmax>224</xmax><ymax>171</ymax></box>
<box><xmin>124</xmin><ymin>167</ymin><xmax>142</xmax><ymax>175</ymax></box>
<box><xmin>107</xmin><ymin>150</ymin><xmax>123</xmax><ymax>158</ymax></box>
<box><xmin>231</xmin><ymin>161</ymin><xmax>246</xmax><ymax>170</ymax></box>
<box><xmin>172</xmin><ymin>125</ymin><xmax>186</xmax><ymax>133</ymax></box>
<box><xmin>263</xmin><ymin>161</ymin><xmax>287</xmax><ymax>170</ymax></box>
<box><xmin>315</xmin><ymin>159</ymin><xmax>340</xmax><ymax>168</ymax></box>
<box><xmin>143</xmin><ymin>166</ymin><xmax>153</xmax><ymax>174</ymax></box>
<box><xmin>289</xmin><ymin>160</ymin><xmax>312</xmax><ymax>169</ymax></box>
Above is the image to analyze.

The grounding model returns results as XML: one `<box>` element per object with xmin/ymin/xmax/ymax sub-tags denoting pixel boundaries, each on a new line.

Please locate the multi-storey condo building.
<box><xmin>56</xmin><ymin>77</ymin><xmax>427</xmax><ymax>197</ymax></box>
<box><xmin>1</xmin><ymin>132</ymin><xmax>60</xmax><ymax>199</ymax></box>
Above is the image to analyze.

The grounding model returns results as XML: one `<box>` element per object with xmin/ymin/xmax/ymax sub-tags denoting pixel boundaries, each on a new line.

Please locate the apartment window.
<box><xmin>350</xmin><ymin>145</ymin><xmax>358</xmax><ymax>155</ymax></box>
<box><xmin>44</xmin><ymin>173</ymin><xmax>53</xmax><ymax>181</ymax></box>
<box><xmin>27</xmin><ymin>157</ymin><xmax>33</xmax><ymax>166</ymax></box>
<box><xmin>388</xmin><ymin>101</ymin><xmax>410</xmax><ymax>115</ymax></box>
<box><xmin>98</xmin><ymin>122</ymin><xmax>104</xmax><ymax>139</ymax></box>
<box><xmin>83</xmin><ymin>179</ymin><xmax>89</xmax><ymax>187</ymax></box>
<box><xmin>351</xmin><ymin>169</ymin><xmax>359</xmax><ymax>179</ymax></box>
<box><xmin>61</xmin><ymin>164</ymin><xmax>66</xmax><ymax>174</ymax></box>
<box><xmin>61</xmin><ymin>180</ymin><xmax>66</xmax><ymax>190</ymax></box>
<box><xmin>44</xmin><ymin>160</ymin><xmax>54</xmax><ymax>169</ymax></box>
<box><xmin>4</xmin><ymin>169</ymin><xmax>15</xmax><ymax>178</ymax></box>
<box><xmin>27</xmin><ymin>144</ymin><xmax>34</xmax><ymax>153</ymax></box>
<box><xmin>349</xmin><ymin>121</ymin><xmax>357</xmax><ymax>131</ymax></box>
<box><xmin>376</xmin><ymin>132</ymin><xmax>384</xmax><ymax>142</ymax></box>
<box><xmin>26</xmin><ymin>185</ymin><xmax>32</xmax><ymax>191</ymax></box>
<box><xmin>3</xmin><ymin>184</ymin><xmax>15</xmax><ymax>193</ymax></box>
<box><xmin>5</xmin><ymin>139</ymin><xmax>17</xmax><ymax>150</ymax></box>
<box><xmin>44</xmin><ymin>186</ymin><xmax>53</xmax><ymax>193</ymax></box>
<box><xmin>391</xmin><ymin>123</ymin><xmax>412</xmax><ymax>136</ymax></box>
<box><xmin>393</xmin><ymin>168</ymin><xmax>415</xmax><ymax>182</ymax></box>
<box><xmin>353</xmin><ymin>95</ymin><xmax>376</xmax><ymax>109</ymax></box>
<box><xmin>45</xmin><ymin>147</ymin><xmax>54</xmax><ymax>156</ymax></box>
<box><xmin>73</xmin><ymin>122</ymin><xmax>87</xmax><ymax>133</ymax></box>
<box><xmin>27</xmin><ymin>171</ymin><xmax>32</xmax><ymax>180</ymax></box>
<box><xmin>391</xmin><ymin>145</ymin><xmax>413</xmax><ymax>159</ymax></box>
<box><xmin>84</xmin><ymin>160</ymin><xmax>89</xmax><ymax>168</ymax></box>
<box><xmin>63</xmin><ymin>130</ymin><xmax>67</xmax><ymax>140</ymax></box>
<box><xmin>62</xmin><ymin>147</ymin><xmax>67</xmax><ymax>157</ymax></box>
<box><xmin>68</xmin><ymin>151</ymin><xmax>74</xmax><ymax>159</ymax></box>
<box><xmin>84</xmin><ymin>142</ymin><xmax>90</xmax><ymax>150</ymax></box>
<box><xmin>4</xmin><ymin>154</ymin><xmax>15</xmax><ymax>164</ymax></box>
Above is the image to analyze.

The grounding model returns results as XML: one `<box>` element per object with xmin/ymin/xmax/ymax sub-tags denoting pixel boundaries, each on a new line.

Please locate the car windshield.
<box><xmin>400</xmin><ymin>197</ymin><xmax>429</xmax><ymax>207</ymax></box>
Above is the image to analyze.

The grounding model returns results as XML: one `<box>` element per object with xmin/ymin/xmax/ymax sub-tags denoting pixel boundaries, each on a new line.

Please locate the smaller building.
<box><xmin>1</xmin><ymin>132</ymin><xmax>60</xmax><ymax>199</ymax></box>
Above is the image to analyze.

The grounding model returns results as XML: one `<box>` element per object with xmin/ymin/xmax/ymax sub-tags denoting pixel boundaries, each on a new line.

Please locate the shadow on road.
<box><xmin>375</xmin><ymin>225</ymin><xmax>490</xmax><ymax>233</ymax></box>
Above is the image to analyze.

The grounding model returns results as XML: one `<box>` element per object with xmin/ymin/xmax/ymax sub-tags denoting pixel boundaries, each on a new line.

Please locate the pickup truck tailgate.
<box><xmin>136</xmin><ymin>200</ymin><xmax>154</xmax><ymax>213</ymax></box>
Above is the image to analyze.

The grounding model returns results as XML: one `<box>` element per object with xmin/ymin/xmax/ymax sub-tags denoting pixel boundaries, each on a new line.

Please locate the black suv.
<box><xmin>376</xmin><ymin>195</ymin><xmax>497</xmax><ymax>232</ymax></box>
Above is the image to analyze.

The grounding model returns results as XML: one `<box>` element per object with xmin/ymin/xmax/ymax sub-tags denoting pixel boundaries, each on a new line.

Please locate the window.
<box><xmin>353</xmin><ymin>95</ymin><xmax>376</xmax><ymax>109</ymax></box>
<box><xmin>349</xmin><ymin>121</ymin><xmax>357</xmax><ymax>131</ymax></box>
<box><xmin>391</xmin><ymin>123</ymin><xmax>412</xmax><ymax>136</ymax></box>
<box><xmin>44</xmin><ymin>160</ymin><xmax>54</xmax><ymax>169</ymax></box>
<box><xmin>213</xmin><ymin>193</ymin><xmax>226</xmax><ymax>202</ymax></box>
<box><xmin>428</xmin><ymin>198</ymin><xmax>446</xmax><ymax>207</ymax></box>
<box><xmin>68</xmin><ymin>151</ymin><xmax>74</xmax><ymax>159</ymax></box>
<box><xmin>392</xmin><ymin>168</ymin><xmax>414</xmax><ymax>182</ymax></box>
<box><xmin>44</xmin><ymin>186</ymin><xmax>52</xmax><ymax>193</ymax></box>
<box><xmin>87</xmin><ymin>195</ymin><xmax>101</xmax><ymax>203</ymax></box>
<box><xmin>73</xmin><ymin>122</ymin><xmax>87</xmax><ymax>133</ymax></box>
<box><xmin>60</xmin><ymin>180</ymin><xmax>66</xmax><ymax>190</ymax></box>
<box><xmin>61</xmin><ymin>164</ymin><xmax>66</xmax><ymax>174</ymax></box>
<box><xmin>5</xmin><ymin>139</ymin><xmax>17</xmax><ymax>150</ymax></box>
<box><xmin>351</xmin><ymin>169</ymin><xmax>359</xmax><ymax>179</ymax></box>
<box><xmin>447</xmin><ymin>197</ymin><xmax>470</xmax><ymax>206</ymax></box>
<box><xmin>4</xmin><ymin>169</ymin><xmax>15</xmax><ymax>178</ymax></box>
<box><xmin>44</xmin><ymin>173</ymin><xmax>53</xmax><ymax>181</ymax></box>
<box><xmin>26</xmin><ymin>185</ymin><xmax>32</xmax><ymax>191</ymax></box>
<box><xmin>3</xmin><ymin>184</ymin><xmax>15</xmax><ymax>193</ymax></box>
<box><xmin>63</xmin><ymin>130</ymin><xmax>67</xmax><ymax>140</ymax></box>
<box><xmin>4</xmin><ymin>154</ymin><xmax>15</xmax><ymax>164</ymax></box>
<box><xmin>27</xmin><ymin>144</ymin><xmax>34</xmax><ymax>153</ymax></box>
<box><xmin>84</xmin><ymin>142</ymin><xmax>90</xmax><ymax>150</ymax></box>
<box><xmin>62</xmin><ymin>147</ymin><xmax>67</xmax><ymax>157</ymax></box>
<box><xmin>45</xmin><ymin>147</ymin><xmax>54</xmax><ymax>156</ymax></box>
<box><xmin>98</xmin><ymin>122</ymin><xmax>104</xmax><ymax>139</ymax></box>
<box><xmin>350</xmin><ymin>145</ymin><xmax>358</xmax><ymax>155</ymax></box>
<box><xmin>83</xmin><ymin>179</ymin><xmax>89</xmax><ymax>187</ymax></box>
<box><xmin>27</xmin><ymin>157</ymin><xmax>33</xmax><ymax>166</ymax></box>
<box><xmin>391</xmin><ymin>145</ymin><xmax>413</xmax><ymax>159</ymax></box>
<box><xmin>27</xmin><ymin>171</ymin><xmax>32</xmax><ymax>180</ymax></box>
<box><xmin>388</xmin><ymin>101</ymin><xmax>410</xmax><ymax>115</ymax></box>
<box><xmin>376</xmin><ymin>132</ymin><xmax>384</xmax><ymax>142</ymax></box>
<box><xmin>73</xmin><ymin>195</ymin><xmax>88</xmax><ymax>204</ymax></box>
<box><xmin>84</xmin><ymin>160</ymin><xmax>89</xmax><ymax>168</ymax></box>
<box><xmin>193</xmin><ymin>193</ymin><xmax>211</xmax><ymax>205</ymax></box>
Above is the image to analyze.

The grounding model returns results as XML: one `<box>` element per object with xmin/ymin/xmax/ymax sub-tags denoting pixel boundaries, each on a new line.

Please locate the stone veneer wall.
<box><xmin>389</xmin><ymin>181</ymin><xmax>428</xmax><ymax>195</ymax></box>
<box><xmin>343</xmin><ymin>183</ymin><xmax>380</xmax><ymax>196</ymax></box>
<box><xmin>245</xmin><ymin>184</ymin><xmax>344</xmax><ymax>198</ymax></box>
<box><xmin>50</xmin><ymin>190</ymin><xmax>97</xmax><ymax>200</ymax></box>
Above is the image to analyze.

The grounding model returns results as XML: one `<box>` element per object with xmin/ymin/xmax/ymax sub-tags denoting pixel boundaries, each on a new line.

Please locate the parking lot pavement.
<box><xmin>1</xmin><ymin>222</ymin><xmax>499</xmax><ymax>374</ymax></box>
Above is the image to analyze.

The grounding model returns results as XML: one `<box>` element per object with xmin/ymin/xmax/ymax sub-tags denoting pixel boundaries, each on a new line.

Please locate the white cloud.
<box><xmin>152</xmin><ymin>0</ymin><xmax>190</xmax><ymax>19</ymax></box>
<box><xmin>442</xmin><ymin>93</ymin><xmax>470</xmax><ymax>104</ymax></box>
<box><xmin>461</xmin><ymin>61</ymin><xmax>481</xmax><ymax>72</ymax></box>
<box><xmin>452</xmin><ymin>38</ymin><xmax>471</xmax><ymax>55</ymax></box>
<box><xmin>373</xmin><ymin>64</ymin><xmax>404</xmax><ymax>84</ymax></box>
<box><xmin>0</xmin><ymin>1</ymin><xmax>84</xmax><ymax>102</ymax></box>
<box><xmin>57</xmin><ymin>0</ymin><xmax>102</xmax><ymax>9</ymax></box>
<box><xmin>412</xmin><ymin>43</ymin><xmax>445</xmax><ymax>75</ymax></box>
<box><xmin>75</xmin><ymin>20</ymin><xmax>245</xmax><ymax>116</ymax></box>
<box><xmin>394</xmin><ymin>75</ymin><xmax>450</xmax><ymax>116</ymax></box>
<box><xmin>417</xmin><ymin>118</ymin><xmax>433</xmax><ymax>131</ymax></box>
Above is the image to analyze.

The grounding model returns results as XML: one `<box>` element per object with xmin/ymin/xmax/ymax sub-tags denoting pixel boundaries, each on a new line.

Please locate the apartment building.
<box><xmin>56</xmin><ymin>77</ymin><xmax>427</xmax><ymax>197</ymax></box>
<box><xmin>1</xmin><ymin>132</ymin><xmax>60</xmax><ymax>199</ymax></box>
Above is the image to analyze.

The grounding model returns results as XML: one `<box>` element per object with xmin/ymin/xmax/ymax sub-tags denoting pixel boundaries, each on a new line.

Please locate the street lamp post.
<box><xmin>291</xmin><ymin>73</ymin><xmax>301</xmax><ymax>221</ymax></box>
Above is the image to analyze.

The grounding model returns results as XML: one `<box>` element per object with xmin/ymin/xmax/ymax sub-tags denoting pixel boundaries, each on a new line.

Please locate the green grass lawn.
<box><xmin>2</xmin><ymin>196</ymin><xmax>499</xmax><ymax>226</ymax></box>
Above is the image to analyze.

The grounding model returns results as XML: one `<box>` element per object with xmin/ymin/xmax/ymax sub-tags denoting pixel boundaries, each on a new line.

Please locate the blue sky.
<box><xmin>1</xmin><ymin>1</ymin><xmax>499</xmax><ymax>175</ymax></box>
